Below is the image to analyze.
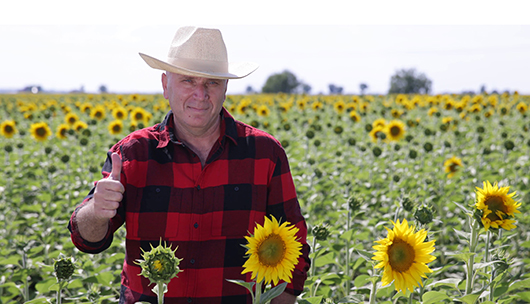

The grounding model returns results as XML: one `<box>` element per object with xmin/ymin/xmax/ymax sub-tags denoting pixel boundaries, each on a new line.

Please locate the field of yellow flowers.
<box><xmin>1</xmin><ymin>92</ymin><xmax>530</xmax><ymax>303</ymax></box>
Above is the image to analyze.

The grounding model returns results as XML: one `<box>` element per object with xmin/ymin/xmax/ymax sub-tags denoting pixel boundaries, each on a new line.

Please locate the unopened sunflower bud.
<box><xmin>348</xmin><ymin>195</ymin><xmax>363</xmax><ymax>212</ymax></box>
<box><xmin>312</xmin><ymin>224</ymin><xmax>331</xmax><ymax>241</ymax></box>
<box><xmin>401</xmin><ymin>195</ymin><xmax>415</xmax><ymax>212</ymax></box>
<box><xmin>504</xmin><ymin>140</ymin><xmax>515</xmax><ymax>151</ymax></box>
<box><xmin>54</xmin><ymin>254</ymin><xmax>75</xmax><ymax>281</ymax></box>
<box><xmin>135</xmin><ymin>240</ymin><xmax>183</xmax><ymax>286</ymax></box>
<box><xmin>414</xmin><ymin>204</ymin><xmax>434</xmax><ymax>225</ymax></box>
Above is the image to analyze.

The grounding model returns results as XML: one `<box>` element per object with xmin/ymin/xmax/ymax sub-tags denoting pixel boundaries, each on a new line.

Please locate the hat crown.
<box><xmin>139</xmin><ymin>26</ymin><xmax>258</xmax><ymax>79</ymax></box>
<box><xmin>169</xmin><ymin>27</ymin><xmax>227</xmax><ymax>61</ymax></box>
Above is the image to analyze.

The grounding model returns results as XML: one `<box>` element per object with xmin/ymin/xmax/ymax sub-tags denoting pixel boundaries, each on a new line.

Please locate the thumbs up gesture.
<box><xmin>92</xmin><ymin>152</ymin><xmax>125</xmax><ymax>220</ymax></box>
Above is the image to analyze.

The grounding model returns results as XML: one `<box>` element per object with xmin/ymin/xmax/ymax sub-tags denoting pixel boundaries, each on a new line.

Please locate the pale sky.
<box><xmin>1</xmin><ymin>1</ymin><xmax>529</xmax><ymax>95</ymax></box>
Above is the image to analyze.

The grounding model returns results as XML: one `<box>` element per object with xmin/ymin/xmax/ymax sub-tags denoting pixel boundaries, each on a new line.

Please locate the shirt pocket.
<box><xmin>127</xmin><ymin>186</ymin><xmax>182</xmax><ymax>240</ymax></box>
<box><xmin>211</xmin><ymin>184</ymin><xmax>261</xmax><ymax>237</ymax></box>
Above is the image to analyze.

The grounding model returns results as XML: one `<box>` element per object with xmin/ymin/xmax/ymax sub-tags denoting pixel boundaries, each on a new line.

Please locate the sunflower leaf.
<box><xmin>298</xmin><ymin>296</ymin><xmax>323</xmax><ymax>304</ymax></box>
<box><xmin>355</xmin><ymin>249</ymin><xmax>373</xmax><ymax>262</ymax></box>
<box><xmin>260</xmin><ymin>282</ymin><xmax>287</xmax><ymax>304</ymax></box>
<box><xmin>422</xmin><ymin>291</ymin><xmax>450</xmax><ymax>304</ymax></box>
<box><xmin>225</xmin><ymin>279</ymin><xmax>255</xmax><ymax>294</ymax></box>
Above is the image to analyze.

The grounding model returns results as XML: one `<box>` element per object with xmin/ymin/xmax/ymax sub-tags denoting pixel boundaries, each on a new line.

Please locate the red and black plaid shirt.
<box><xmin>69</xmin><ymin>108</ymin><xmax>310</xmax><ymax>304</ymax></box>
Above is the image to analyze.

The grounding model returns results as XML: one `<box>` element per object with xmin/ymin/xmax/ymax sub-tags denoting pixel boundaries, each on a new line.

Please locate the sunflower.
<box><xmin>241</xmin><ymin>215</ymin><xmax>302</xmax><ymax>285</ymax></box>
<box><xmin>73</xmin><ymin>121</ymin><xmax>88</xmax><ymax>132</ymax></box>
<box><xmin>108</xmin><ymin>120</ymin><xmax>123</xmax><ymax>135</ymax></box>
<box><xmin>516</xmin><ymin>102</ymin><xmax>527</xmax><ymax>114</ymax></box>
<box><xmin>444</xmin><ymin>156</ymin><xmax>463</xmax><ymax>178</ymax></box>
<box><xmin>369</xmin><ymin>125</ymin><xmax>386</xmax><ymax>142</ymax></box>
<box><xmin>349</xmin><ymin>111</ymin><xmax>361</xmax><ymax>123</ymax></box>
<box><xmin>30</xmin><ymin>122</ymin><xmax>52</xmax><ymax>142</ymax></box>
<box><xmin>372</xmin><ymin>219</ymin><xmax>436</xmax><ymax>294</ymax></box>
<box><xmin>475</xmin><ymin>181</ymin><xmax>521</xmax><ymax>231</ymax></box>
<box><xmin>112</xmin><ymin>106</ymin><xmax>128</xmax><ymax>120</ymax></box>
<box><xmin>1</xmin><ymin>120</ymin><xmax>17</xmax><ymax>138</ymax></box>
<box><xmin>333</xmin><ymin>100</ymin><xmax>346</xmax><ymax>114</ymax></box>
<box><xmin>90</xmin><ymin>105</ymin><xmax>106</xmax><ymax>120</ymax></box>
<box><xmin>385</xmin><ymin>120</ymin><xmax>406</xmax><ymax>142</ymax></box>
<box><xmin>311</xmin><ymin>101</ymin><xmax>323</xmax><ymax>111</ymax></box>
<box><xmin>256</xmin><ymin>105</ymin><xmax>270</xmax><ymax>117</ymax></box>
<box><xmin>56</xmin><ymin>123</ymin><xmax>70</xmax><ymax>140</ymax></box>
<box><xmin>372</xmin><ymin>118</ymin><xmax>386</xmax><ymax>129</ymax></box>
<box><xmin>64</xmin><ymin>112</ymin><xmax>79</xmax><ymax>126</ymax></box>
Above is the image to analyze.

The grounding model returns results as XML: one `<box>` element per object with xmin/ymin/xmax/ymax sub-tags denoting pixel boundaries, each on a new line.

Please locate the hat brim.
<box><xmin>139</xmin><ymin>53</ymin><xmax>258</xmax><ymax>80</ymax></box>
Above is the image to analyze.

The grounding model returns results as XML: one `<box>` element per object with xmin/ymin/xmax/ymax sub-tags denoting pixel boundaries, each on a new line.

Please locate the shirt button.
<box><xmin>234</xmin><ymin>186</ymin><xmax>239</xmax><ymax>191</ymax></box>
<box><xmin>155</xmin><ymin>188</ymin><xmax>160</xmax><ymax>193</ymax></box>
<box><xmin>196</xmin><ymin>185</ymin><xmax>201</xmax><ymax>190</ymax></box>
<box><xmin>190</xmin><ymin>259</ymin><xmax>195</xmax><ymax>264</ymax></box>
<box><xmin>187</xmin><ymin>298</ymin><xmax>192</xmax><ymax>303</ymax></box>
<box><xmin>194</xmin><ymin>223</ymin><xmax>199</xmax><ymax>228</ymax></box>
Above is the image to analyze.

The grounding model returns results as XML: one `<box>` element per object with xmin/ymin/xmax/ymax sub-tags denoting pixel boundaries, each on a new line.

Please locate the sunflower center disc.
<box><xmin>258</xmin><ymin>234</ymin><xmax>286</xmax><ymax>266</ymax></box>
<box><xmin>485</xmin><ymin>196</ymin><xmax>506</xmax><ymax>221</ymax></box>
<box><xmin>387</xmin><ymin>239</ymin><xmax>415</xmax><ymax>272</ymax></box>
<box><xmin>36</xmin><ymin>127</ymin><xmax>47</xmax><ymax>137</ymax></box>
<box><xmin>390</xmin><ymin>126</ymin><xmax>401</xmax><ymax>136</ymax></box>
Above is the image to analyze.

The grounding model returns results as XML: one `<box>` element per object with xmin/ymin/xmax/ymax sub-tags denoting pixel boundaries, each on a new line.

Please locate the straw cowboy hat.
<box><xmin>139</xmin><ymin>26</ymin><xmax>258</xmax><ymax>79</ymax></box>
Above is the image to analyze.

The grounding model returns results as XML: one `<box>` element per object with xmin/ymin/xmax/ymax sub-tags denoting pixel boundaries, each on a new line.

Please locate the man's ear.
<box><xmin>162</xmin><ymin>73</ymin><xmax>168</xmax><ymax>99</ymax></box>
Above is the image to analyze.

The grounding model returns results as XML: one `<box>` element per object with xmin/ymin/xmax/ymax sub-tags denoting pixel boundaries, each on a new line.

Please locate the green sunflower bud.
<box><xmin>504</xmin><ymin>140</ymin><xmax>515</xmax><ymax>151</ymax></box>
<box><xmin>306</xmin><ymin>130</ymin><xmax>315</xmax><ymax>139</ymax></box>
<box><xmin>334</xmin><ymin>126</ymin><xmax>343</xmax><ymax>134</ymax></box>
<box><xmin>135</xmin><ymin>240</ymin><xmax>183</xmax><ymax>286</ymax></box>
<box><xmin>312</xmin><ymin>223</ymin><xmax>331</xmax><ymax>241</ymax></box>
<box><xmin>54</xmin><ymin>254</ymin><xmax>75</xmax><ymax>281</ymax></box>
<box><xmin>401</xmin><ymin>195</ymin><xmax>415</xmax><ymax>212</ymax></box>
<box><xmin>347</xmin><ymin>195</ymin><xmax>363</xmax><ymax>213</ymax></box>
<box><xmin>414</xmin><ymin>204</ymin><xmax>434</xmax><ymax>225</ymax></box>
<box><xmin>372</xmin><ymin>146</ymin><xmax>382</xmax><ymax>157</ymax></box>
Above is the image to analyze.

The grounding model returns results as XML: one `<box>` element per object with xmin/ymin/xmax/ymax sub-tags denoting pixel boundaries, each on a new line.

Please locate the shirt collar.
<box><xmin>156</xmin><ymin>108</ymin><xmax>239</xmax><ymax>149</ymax></box>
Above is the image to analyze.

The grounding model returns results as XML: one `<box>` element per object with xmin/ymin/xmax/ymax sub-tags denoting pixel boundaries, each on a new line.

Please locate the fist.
<box><xmin>91</xmin><ymin>152</ymin><xmax>124</xmax><ymax>220</ymax></box>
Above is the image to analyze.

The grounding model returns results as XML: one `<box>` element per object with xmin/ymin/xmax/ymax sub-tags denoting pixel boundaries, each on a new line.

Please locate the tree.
<box><xmin>99</xmin><ymin>85</ymin><xmax>108</xmax><ymax>94</ymax></box>
<box><xmin>262</xmin><ymin>70</ymin><xmax>300</xmax><ymax>93</ymax></box>
<box><xmin>360</xmin><ymin>83</ymin><xmax>368</xmax><ymax>95</ymax></box>
<box><xmin>388</xmin><ymin>68</ymin><xmax>432</xmax><ymax>94</ymax></box>
<box><xmin>328</xmin><ymin>84</ymin><xmax>343</xmax><ymax>95</ymax></box>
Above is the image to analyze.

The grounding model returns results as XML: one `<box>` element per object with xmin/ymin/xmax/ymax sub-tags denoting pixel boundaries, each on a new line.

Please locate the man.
<box><xmin>68</xmin><ymin>26</ymin><xmax>310</xmax><ymax>304</ymax></box>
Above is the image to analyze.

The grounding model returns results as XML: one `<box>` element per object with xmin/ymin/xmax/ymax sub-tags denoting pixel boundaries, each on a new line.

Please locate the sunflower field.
<box><xmin>1</xmin><ymin>91</ymin><xmax>530</xmax><ymax>303</ymax></box>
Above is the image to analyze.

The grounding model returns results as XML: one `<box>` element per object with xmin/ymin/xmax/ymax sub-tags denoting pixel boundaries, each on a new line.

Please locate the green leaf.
<box><xmin>297</xmin><ymin>296</ymin><xmax>323</xmax><ymax>304</ymax></box>
<box><xmin>517</xmin><ymin>292</ymin><xmax>530</xmax><ymax>302</ymax></box>
<box><xmin>338</xmin><ymin>294</ymin><xmax>364</xmax><ymax>303</ymax></box>
<box><xmin>314</xmin><ymin>252</ymin><xmax>336</xmax><ymax>267</ymax></box>
<box><xmin>453</xmin><ymin>294</ymin><xmax>480</xmax><ymax>304</ymax></box>
<box><xmin>35</xmin><ymin>277</ymin><xmax>57</xmax><ymax>294</ymax></box>
<box><xmin>355</xmin><ymin>249</ymin><xmax>373</xmax><ymax>263</ymax></box>
<box><xmin>225</xmin><ymin>279</ymin><xmax>255</xmax><ymax>294</ymax></box>
<box><xmin>422</xmin><ymin>291</ymin><xmax>449</xmax><ymax>304</ymax></box>
<box><xmin>426</xmin><ymin>278</ymin><xmax>461</xmax><ymax>291</ymax></box>
<box><xmin>453</xmin><ymin>228</ymin><xmax>471</xmax><ymax>240</ymax></box>
<box><xmin>447</xmin><ymin>252</ymin><xmax>475</xmax><ymax>263</ymax></box>
<box><xmin>260</xmin><ymin>282</ymin><xmax>287</xmax><ymax>304</ymax></box>
<box><xmin>353</xmin><ymin>274</ymin><xmax>370</xmax><ymax>288</ymax></box>
<box><xmin>23</xmin><ymin>297</ymin><xmax>51</xmax><ymax>304</ymax></box>
<box><xmin>508</xmin><ymin>277</ymin><xmax>530</xmax><ymax>292</ymax></box>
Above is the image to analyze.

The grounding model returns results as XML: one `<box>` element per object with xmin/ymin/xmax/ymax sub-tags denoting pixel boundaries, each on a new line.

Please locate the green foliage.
<box><xmin>389</xmin><ymin>68</ymin><xmax>432</xmax><ymax>94</ymax></box>
<box><xmin>261</xmin><ymin>70</ymin><xmax>300</xmax><ymax>93</ymax></box>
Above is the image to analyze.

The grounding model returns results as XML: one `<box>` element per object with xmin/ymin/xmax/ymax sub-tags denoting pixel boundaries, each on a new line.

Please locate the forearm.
<box><xmin>75</xmin><ymin>199</ymin><xmax>110</xmax><ymax>242</ymax></box>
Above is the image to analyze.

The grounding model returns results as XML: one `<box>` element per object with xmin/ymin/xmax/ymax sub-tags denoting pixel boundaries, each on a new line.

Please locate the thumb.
<box><xmin>109</xmin><ymin>152</ymin><xmax>122</xmax><ymax>181</ymax></box>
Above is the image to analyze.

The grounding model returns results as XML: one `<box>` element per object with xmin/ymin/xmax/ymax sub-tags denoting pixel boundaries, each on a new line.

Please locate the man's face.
<box><xmin>162</xmin><ymin>72</ymin><xmax>228</xmax><ymax>136</ymax></box>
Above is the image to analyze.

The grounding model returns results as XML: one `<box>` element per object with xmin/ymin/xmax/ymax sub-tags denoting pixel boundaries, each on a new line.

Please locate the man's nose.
<box><xmin>193</xmin><ymin>84</ymin><xmax>208</xmax><ymax>100</ymax></box>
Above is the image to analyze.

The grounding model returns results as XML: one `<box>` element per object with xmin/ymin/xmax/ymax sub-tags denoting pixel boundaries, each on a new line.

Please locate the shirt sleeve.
<box><xmin>68</xmin><ymin>149</ymin><xmax>126</xmax><ymax>254</ymax></box>
<box><xmin>267</xmin><ymin>144</ymin><xmax>311</xmax><ymax>296</ymax></box>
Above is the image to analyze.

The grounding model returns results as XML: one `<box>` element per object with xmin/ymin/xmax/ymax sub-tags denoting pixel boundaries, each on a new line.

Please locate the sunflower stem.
<box><xmin>368</xmin><ymin>278</ymin><xmax>377</xmax><ymax>304</ymax></box>
<box><xmin>255</xmin><ymin>279</ymin><xmax>263</xmax><ymax>304</ymax></box>
<box><xmin>157</xmin><ymin>283</ymin><xmax>164</xmax><ymax>304</ymax></box>
<box><xmin>465</xmin><ymin>219</ymin><xmax>479</xmax><ymax>295</ymax></box>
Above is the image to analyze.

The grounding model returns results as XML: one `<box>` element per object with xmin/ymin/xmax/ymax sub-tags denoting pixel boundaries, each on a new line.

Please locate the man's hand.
<box><xmin>271</xmin><ymin>291</ymin><xmax>297</xmax><ymax>304</ymax></box>
<box><xmin>92</xmin><ymin>152</ymin><xmax>124</xmax><ymax>220</ymax></box>
<box><xmin>76</xmin><ymin>152</ymin><xmax>124</xmax><ymax>242</ymax></box>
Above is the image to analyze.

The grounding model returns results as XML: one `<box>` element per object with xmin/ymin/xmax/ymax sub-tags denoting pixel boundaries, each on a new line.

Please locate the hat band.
<box><xmin>167</xmin><ymin>57</ymin><xmax>229</xmax><ymax>74</ymax></box>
